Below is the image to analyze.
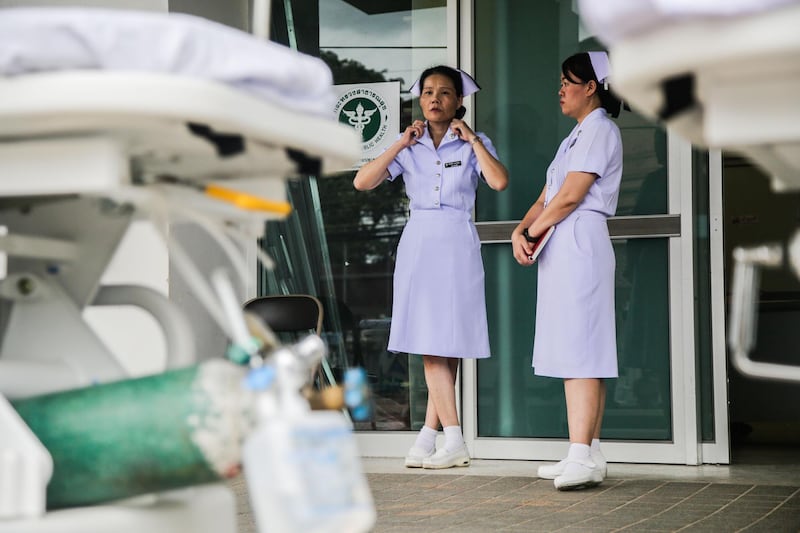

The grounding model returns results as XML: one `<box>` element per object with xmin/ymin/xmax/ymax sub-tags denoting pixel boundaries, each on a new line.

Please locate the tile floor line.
<box><xmin>333</xmin><ymin>457</ymin><xmax>800</xmax><ymax>532</ymax></box>
<box><xmin>597</xmin><ymin>481</ymin><xmax>678</xmax><ymax>533</ymax></box>
<box><xmin>430</xmin><ymin>474</ymin><xmax>506</xmax><ymax>504</ymax></box>
<box><xmin>520</xmin><ymin>479</ymin><xmax>670</xmax><ymax>533</ymax></box>
<box><xmin>583</xmin><ymin>480</ymin><xmax>672</xmax><ymax>533</ymax></box>
<box><xmin>614</xmin><ymin>482</ymin><xmax>713</xmax><ymax>532</ymax></box>
<box><xmin>735</xmin><ymin>486</ymin><xmax>800</xmax><ymax>533</ymax></box>
<box><xmin>675</xmin><ymin>484</ymin><xmax>757</xmax><ymax>532</ymax></box>
<box><xmin>612</xmin><ymin>479</ymin><xmax>667</xmax><ymax>508</ymax></box>
<box><xmin>545</xmin><ymin>481</ymin><xmax>622</xmax><ymax>533</ymax></box>
<box><xmin>548</xmin><ymin>479</ymin><xmax>628</xmax><ymax>527</ymax></box>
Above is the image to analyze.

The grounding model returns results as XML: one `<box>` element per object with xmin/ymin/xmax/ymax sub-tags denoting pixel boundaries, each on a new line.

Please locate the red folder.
<box><xmin>525</xmin><ymin>226</ymin><xmax>555</xmax><ymax>262</ymax></box>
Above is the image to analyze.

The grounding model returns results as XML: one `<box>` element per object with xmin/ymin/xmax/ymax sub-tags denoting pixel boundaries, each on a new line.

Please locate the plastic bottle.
<box><xmin>242</xmin><ymin>341</ymin><xmax>376</xmax><ymax>533</ymax></box>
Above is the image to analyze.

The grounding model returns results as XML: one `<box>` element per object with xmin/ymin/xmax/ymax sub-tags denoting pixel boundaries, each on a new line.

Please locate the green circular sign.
<box><xmin>335</xmin><ymin>88</ymin><xmax>390</xmax><ymax>151</ymax></box>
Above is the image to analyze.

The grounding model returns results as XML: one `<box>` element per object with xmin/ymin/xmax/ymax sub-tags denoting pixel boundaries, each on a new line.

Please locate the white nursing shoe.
<box><xmin>538</xmin><ymin>449</ymin><xmax>607</xmax><ymax>479</ymax></box>
<box><xmin>553</xmin><ymin>458</ymin><xmax>604</xmax><ymax>491</ymax></box>
<box><xmin>404</xmin><ymin>446</ymin><xmax>434</xmax><ymax>468</ymax></box>
<box><xmin>422</xmin><ymin>445</ymin><xmax>470</xmax><ymax>469</ymax></box>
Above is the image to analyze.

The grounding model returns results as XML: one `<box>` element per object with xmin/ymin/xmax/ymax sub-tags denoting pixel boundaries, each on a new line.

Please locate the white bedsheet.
<box><xmin>0</xmin><ymin>7</ymin><xmax>335</xmax><ymax>116</ymax></box>
<box><xmin>579</xmin><ymin>0</ymin><xmax>798</xmax><ymax>45</ymax></box>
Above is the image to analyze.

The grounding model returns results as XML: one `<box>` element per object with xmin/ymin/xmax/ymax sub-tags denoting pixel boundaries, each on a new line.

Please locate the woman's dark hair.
<box><xmin>417</xmin><ymin>65</ymin><xmax>467</xmax><ymax>119</ymax></box>
<box><xmin>561</xmin><ymin>52</ymin><xmax>622</xmax><ymax>118</ymax></box>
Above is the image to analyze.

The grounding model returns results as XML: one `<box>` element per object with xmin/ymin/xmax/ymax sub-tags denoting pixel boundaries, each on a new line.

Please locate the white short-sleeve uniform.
<box><xmin>532</xmin><ymin>108</ymin><xmax>623</xmax><ymax>378</ymax></box>
<box><xmin>385</xmin><ymin>126</ymin><xmax>498</xmax><ymax>359</ymax></box>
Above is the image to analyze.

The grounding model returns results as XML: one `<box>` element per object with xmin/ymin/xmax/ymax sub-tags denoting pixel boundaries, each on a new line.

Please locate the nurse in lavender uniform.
<box><xmin>354</xmin><ymin>65</ymin><xmax>508</xmax><ymax>469</ymax></box>
<box><xmin>511</xmin><ymin>52</ymin><xmax>623</xmax><ymax>490</ymax></box>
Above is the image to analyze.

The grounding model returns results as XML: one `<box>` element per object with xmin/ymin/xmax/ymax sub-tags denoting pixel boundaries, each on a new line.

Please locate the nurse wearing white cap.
<box><xmin>354</xmin><ymin>65</ymin><xmax>508</xmax><ymax>469</ymax></box>
<box><xmin>511</xmin><ymin>51</ymin><xmax>623</xmax><ymax>490</ymax></box>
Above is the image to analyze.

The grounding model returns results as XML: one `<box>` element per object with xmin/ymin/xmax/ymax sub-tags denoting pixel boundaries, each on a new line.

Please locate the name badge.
<box><xmin>566</xmin><ymin>129</ymin><xmax>582</xmax><ymax>151</ymax></box>
<box><xmin>444</xmin><ymin>161</ymin><xmax>462</xmax><ymax>168</ymax></box>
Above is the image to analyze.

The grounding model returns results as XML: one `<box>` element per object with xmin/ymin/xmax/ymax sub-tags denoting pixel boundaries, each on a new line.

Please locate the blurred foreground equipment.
<box><xmin>579</xmin><ymin>0</ymin><xmax>800</xmax><ymax>383</ymax></box>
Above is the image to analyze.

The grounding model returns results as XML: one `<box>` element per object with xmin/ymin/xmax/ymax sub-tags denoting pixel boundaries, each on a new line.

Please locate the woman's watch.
<box><xmin>470</xmin><ymin>136</ymin><xmax>482</xmax><ymax>145</ymax></box>
<box><xmin>522</xmin><ymin>228</ymin><xmax>538</xmax><ymax>243</ymax></box>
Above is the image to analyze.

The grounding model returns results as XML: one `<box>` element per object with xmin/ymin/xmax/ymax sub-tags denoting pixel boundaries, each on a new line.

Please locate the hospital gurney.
<box><xmin>0</xmin><ymin>6</ymin><xmax>370</xmax><ymax>533</ymax></box>
<box><xmin>578</xmin><ymin>0</ymin><xmax>800</xmax><ymax>383</ymax></box>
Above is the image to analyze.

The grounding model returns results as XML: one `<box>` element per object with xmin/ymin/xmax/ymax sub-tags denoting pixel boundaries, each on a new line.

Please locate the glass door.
<box><xmin>461</xmin><ymin>0</ymin><xmax>724</xmax><ymax>465</ymax></box>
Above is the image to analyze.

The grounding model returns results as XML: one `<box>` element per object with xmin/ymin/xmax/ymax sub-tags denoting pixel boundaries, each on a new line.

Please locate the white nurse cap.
<box><xmin>409</xmin><ymin>68</ymin><xmax>481</xmax><ymax>97</ymax></box>
<box><xmin>588</xmin><ymin>51</ymin><xmax>611</xmax><ymax>89</ymax></box>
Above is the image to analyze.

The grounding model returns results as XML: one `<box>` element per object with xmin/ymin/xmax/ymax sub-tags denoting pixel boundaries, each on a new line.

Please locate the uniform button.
<box><xmin>435</xmin><ymin>173</ymin><xmax>440</xmax><ymax>177</ymax></box>
<box><xmin>434</xmin><ymin>201</ymin><xmax>439</xmax><ymax>205</ymax></box>
<box><xmin>434</xmin><ymin>186</ymin><xmax>440</xmax><ymax>191</ymax></box>
<box><xmin>435</xmin><ymin>161</ymin><xmax>441</xmax><ymax>165</ymax></box>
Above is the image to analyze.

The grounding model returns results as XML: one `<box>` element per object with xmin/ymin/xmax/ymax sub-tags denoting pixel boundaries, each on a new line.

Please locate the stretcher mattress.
<box><xmin>578</xmin><ymin>0</ymin><xmax>798</xmax><ymax>45</ymax></box>
<box><xmin>0</xmin><ymin>7</ymin><xmax>334</xmax><ymax>116</ymax></box>
<box><xmin>0</xmin><ymin>8</ymin><xmax>360</xmax><ymax>182</ymax></box>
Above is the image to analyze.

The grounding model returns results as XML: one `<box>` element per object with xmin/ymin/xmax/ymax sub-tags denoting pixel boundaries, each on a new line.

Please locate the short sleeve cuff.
<box><xmin>386</xmin><ymin>159</ymin><xmax>403</xmax><ymax>181</ymax></box>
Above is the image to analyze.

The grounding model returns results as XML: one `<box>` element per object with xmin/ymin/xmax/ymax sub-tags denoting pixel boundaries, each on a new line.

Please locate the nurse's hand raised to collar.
<box><xmin>450</xmin><ymin>119</ymin><xmax>474</xmax><ymax>142</ymax></box>
<box><xmin>402</xmin><ymin>121</ymin><xmax>426</xmax><ymax>146</ymax></box>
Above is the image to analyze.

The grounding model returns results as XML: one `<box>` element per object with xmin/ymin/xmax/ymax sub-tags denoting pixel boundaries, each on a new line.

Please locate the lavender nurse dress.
<box><xmin>532</xmin><ymin>108</ymin><xmax>623</xmax><ymax>378</ymax></box>
<box><xmin>384</xmin><ymin>126</ymin><xmax>496</xmax><ymax>359</ymax></box>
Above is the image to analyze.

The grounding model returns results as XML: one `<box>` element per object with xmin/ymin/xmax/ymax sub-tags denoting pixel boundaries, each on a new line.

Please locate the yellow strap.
<box><xmin>205</xmin><ymin>184</ymin><xmax>292</xmax><ymax>216</ymax></box>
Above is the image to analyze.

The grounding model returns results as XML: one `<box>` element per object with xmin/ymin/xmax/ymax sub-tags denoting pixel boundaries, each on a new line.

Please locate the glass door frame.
<box><xmin>460</xmin><ymin>136</ymin><xmax>699</xmax><ymax>464</ymax></box>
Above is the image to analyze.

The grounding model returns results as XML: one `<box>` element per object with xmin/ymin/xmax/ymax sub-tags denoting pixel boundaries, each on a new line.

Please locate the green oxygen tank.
<box><xmin>10</xmin><ymin>359</ymin><xmax>251</xmax><ymax>509</ymax></box>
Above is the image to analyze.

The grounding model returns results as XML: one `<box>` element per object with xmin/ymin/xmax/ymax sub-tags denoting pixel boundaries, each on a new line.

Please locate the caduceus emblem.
<box><xmin>343</xmin><ymin>102</ymin><xmax>377</xmax><ymax>133</ymax></box>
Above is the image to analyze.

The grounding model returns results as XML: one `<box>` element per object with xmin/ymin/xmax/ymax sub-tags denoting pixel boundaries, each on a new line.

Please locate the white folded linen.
<box><xmin>578</xmin><ymin>0</ymin><xmax>798</xmax><ymax>45</ymax></box>
<box><xmin>0</xmin><ymin>7</ymin><xmax>335</xmax><ymax>116</ymax></box>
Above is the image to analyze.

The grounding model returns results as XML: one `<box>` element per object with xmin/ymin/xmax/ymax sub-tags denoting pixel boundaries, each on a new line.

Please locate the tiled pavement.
<box><xmin>229</xmin><ymin>456</ymin><xmax>800</xmax><ymax>532</ymax></box>
<box><xmin>366</xmin><ymin>473</ymin><xmax>800</xmax><ymax>532</ymax></box>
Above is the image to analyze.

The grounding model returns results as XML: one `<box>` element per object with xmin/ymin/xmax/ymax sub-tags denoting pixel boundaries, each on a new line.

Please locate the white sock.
<box><xmin>443</xmin><ymin>425</ymin><xmax>464</xmax><ymax>452</ymax></box>
<box><xmin>413</xmin><ymin>425</ymin><xmax>437</xmax><ymax>453</ymax></box>
<box><xmin>591</xmin><ymin>439</ymin><xmax>601</xmax><ymax>453</ymax></box>
<box><xmin>566</xmin><ymin>443</ymin><xmax>591</xmax><ymax>461</ymax></box>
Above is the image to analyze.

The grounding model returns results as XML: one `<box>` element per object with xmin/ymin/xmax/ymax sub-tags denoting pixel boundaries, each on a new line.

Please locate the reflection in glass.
<box><xmin>315</xmin><ymin>1</ymin><xmax>448</xmax><ymax>431</ymax></box>
<box><xmin>474</xmin><ymin>1</ymin><xmax>668</xmax><ymax>222</ymax></box>
<box><xmin>613</xmin><ymin>238</ymin><xmax>672</xmax><ymax>440</ymax></box>
<box><xmin>479</xmin><ymin>240</ymin><xmax>672</xmax><ymax>440</ymax></box>
<box><xmin>693</xmin><ymin>149</ymin><xmax>714</xmax><ymax>441</ymax></box>
<box><xmin>616</xmin><ymin>127</ymin><xmax>668</xmax><ymax>216</ymax></box>
<box><xmin>261</xmin><ymin>0</ymin><xmax>448</xmax><ymax>430</ymax></box>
